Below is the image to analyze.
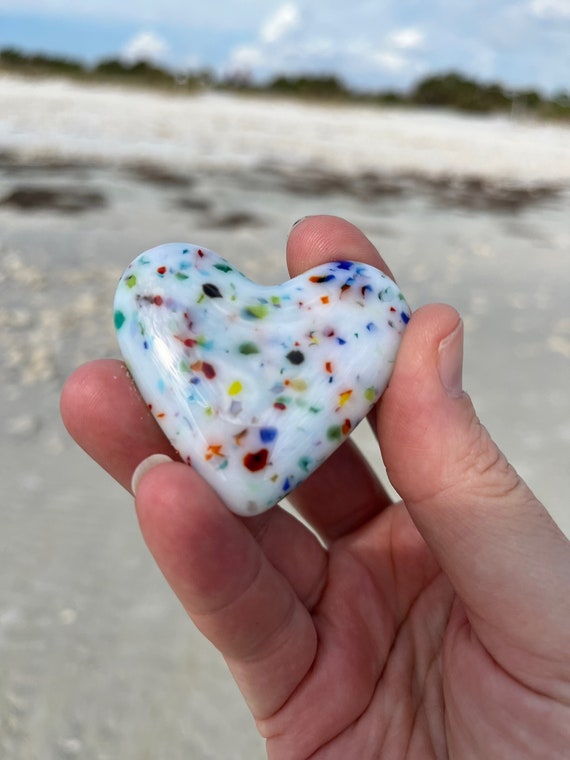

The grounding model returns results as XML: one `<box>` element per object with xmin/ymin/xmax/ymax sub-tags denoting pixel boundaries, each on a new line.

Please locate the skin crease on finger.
<box><xmin>59</xmin><ymin>215</ymin><xmax>570</xmax><ymax>759</ymax></box>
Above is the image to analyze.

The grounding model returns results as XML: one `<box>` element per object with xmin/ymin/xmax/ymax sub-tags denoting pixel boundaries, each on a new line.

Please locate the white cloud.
<box><xmin>121</xmin><ymin>31</ymin><xmax>169</xmax><ymax>64</ymax></box>
<box><xmin>229</xmin><ymin>45</ymin><xmax>264</xmax><ymax>71</ymax></box>
<box><xmin>528</xmin><ymin>0</ymin><xmax>570</xmax><ymax>18</ymax></box>
<box><xmin>389</xmin><ymin>27</ymin><xmax>425</xmax><ymax>50</ymax></box>
<box><xmin>261</xmin><ymin>3</ymin><xmax>300</xmax><ymax>44</ymax></box>
<box><xmin>227</xmin><ymin>3</ymin><xmax>301</xmax><ymax>76</ymax></box>
<box><xmin>371</xmin><ymin>51</ymin><xmax>407</xmax><ymax>71</ymax></box>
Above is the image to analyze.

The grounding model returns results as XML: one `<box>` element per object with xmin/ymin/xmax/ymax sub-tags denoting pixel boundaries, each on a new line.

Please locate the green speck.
<box><xmin>214</xmin><ymin>263</ymin><xmax>233</xmax><ymax>273</ymax></box>
<box><xmin>327</xmin><ymin>425</ymin><xmax>342</xmax><ymax>441</ymax></box>
<box><xmin>114</xmin><ymin>310</ymin><xmax>126</xmax><ymax>329</ymax></box>
<box><xmin>239</xmin><ymin>341</ymin><xmax>260</xmax><ymax>355</ymax></box>
<box><xmin>365</xmin><ymin>387</ymin><xmax>376</xmax><ymax>402</ymax></box>
<box><xmin>126</xmin><ymin>274</ymin><xmax>137</xmax><ymax>288</ymax></box>
<box><xmin>271</xmin><ymin>295</ymin><xmax>281</xmax><ymax>306</ymax></box>
<box><xmin>175</xmin><ymin>272</ymin><xmax>189</xmax><ymax>280</ymax></box>
<box><xmin>244</xmin><ymin>304</ymin><xmax>269</xmax><ymax>319</ymax></box>
<box><xmin>309</xmin><ymin>406</ymin><xmax>322</xmax><ymax>414</ymax></box>
<box><xmin>197</xmin><ymin>336</ymin><xmax>213</xmax><ymax>349</ymax></box>
<box><xmin>298</xmin><ymin>456</ymin><xmax>312</xmax><ymax>472</ymax></box>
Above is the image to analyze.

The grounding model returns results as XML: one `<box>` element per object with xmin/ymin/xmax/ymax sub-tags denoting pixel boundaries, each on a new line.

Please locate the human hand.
<box><xmin>61</xmin><ymin>216</ymin><xmax>570</xmax><ymax>759</ymax></box>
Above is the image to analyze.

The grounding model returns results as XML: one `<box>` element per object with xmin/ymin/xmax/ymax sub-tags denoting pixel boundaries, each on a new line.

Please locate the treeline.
<box><xmin>1</xmin><ymin>47</ymin><xmax>568</xmax><ymax>120</ymax></box>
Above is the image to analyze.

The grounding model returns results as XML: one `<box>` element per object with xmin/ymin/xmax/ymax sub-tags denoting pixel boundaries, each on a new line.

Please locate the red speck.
<box><xmin>197</xmin><ymin>249</ymin><xmax>204</xmax><ymax>257</ymax></box>
<box><xmin>274</xmin><ymin>402</ymin><xmax>286</xmax><ymax>410</ymax></box>
<box><xmin>157</xmin><ymin>266</ymin><xmax>167</xmax><ymax>274</ymax></box>
<box><xmin>243</xmin><ymin>449</ymin><xmax>269</xmax><ymax>472</ymax></box>
<box><xmin>390</xmin><ymin>306</ymin><xmax>397</xmax><ymax>312</ymax></box>
<box><xmin>342</xmin><ymin>418</ymin><xmax>351</xmax><ymax>435</ymax></box>
<box><xmin>184</xmin><ymin>338</ymin><xmax>197</xmax><ymax>347</ymax></box>
<box><xmin>202</xmin><ymin>362</ymin><xmax>216</xmax><ymax>379</ymax></box>
<box><xmin>153</xmin><ymin>295</ymin><xmax>163</xmax><ymax>306</ymax></box>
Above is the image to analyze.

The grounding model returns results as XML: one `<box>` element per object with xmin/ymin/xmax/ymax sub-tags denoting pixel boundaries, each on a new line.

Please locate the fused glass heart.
<box><xmin>114</xmin><ymin>243</ymin><xmax>410</xmax><ymax>515</ymax></box>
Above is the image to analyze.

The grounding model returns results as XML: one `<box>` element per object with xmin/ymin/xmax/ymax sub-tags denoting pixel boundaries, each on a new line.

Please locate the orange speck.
<box><xmin>325</xmin><ymin>361</ymin><xmax>333</xmax><ymax>374</ymax></box>
<box><xmin>156</xmin><ymin>412</ymin><xmax>166</xmax><ymax>419</ymax></box>
<box><xmin>339</xmin><ymin>390</ymin><xmax>353</xmax><ymax>407</ymax></box>
<box><xmin>234</xmin><ymin>429</ymin><xmax>248</xmax><ymax>446</ymax></box>
<box><xmin>205</xmin><ymin>444</ymin><xmax>224</xmax><ymax>461</ymax></box>
<box><xmin>342</xmin><ymin>418</ymin><xmax>352</xmax><ymax>435</ymax></box>
<box><xmin>321</xmin><ymin>295</ymin><xmax>330</xmax><ymax>304</ymax></box>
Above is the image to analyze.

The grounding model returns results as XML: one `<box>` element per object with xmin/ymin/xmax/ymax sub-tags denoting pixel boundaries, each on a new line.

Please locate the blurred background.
<box><xmin>1</xmin><ymin>2</ymin><xmax>569</xmax><ymax>758</ymax></box>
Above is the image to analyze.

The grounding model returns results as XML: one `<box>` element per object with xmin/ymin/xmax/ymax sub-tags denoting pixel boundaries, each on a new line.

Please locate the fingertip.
<box><xmin>286</xmin><ymin>214</ymin><xmax>395</xmax><ymax>279</ymax></box>
<box><xmin>60</xmin><ymin>358</ymin><xmax>126</xmax><ymax>439</ymax></box>
<box><xmin>60</xmin><ymin>358</ymin><xmax>176</xmax><ymax>491</ymax></box>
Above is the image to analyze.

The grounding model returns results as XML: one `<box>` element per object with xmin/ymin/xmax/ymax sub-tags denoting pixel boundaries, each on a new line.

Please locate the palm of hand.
<box><xmin>261</xmin><ymin>502</ymin><xmax>559</xmax><ymax>759</ymax></box>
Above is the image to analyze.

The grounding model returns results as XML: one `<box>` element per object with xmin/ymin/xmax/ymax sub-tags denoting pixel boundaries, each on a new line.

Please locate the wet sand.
<box><xmin>0</xmin><ymin>76</ymin><xmax>569</xmax><ymax>759</ymax></box>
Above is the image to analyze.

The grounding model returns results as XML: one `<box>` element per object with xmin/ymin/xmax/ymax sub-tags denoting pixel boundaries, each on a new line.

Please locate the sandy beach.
<box><xmin>1</xmin><ymin>74</ymin><xmax>569</xmax><ymax>759</ymax></box>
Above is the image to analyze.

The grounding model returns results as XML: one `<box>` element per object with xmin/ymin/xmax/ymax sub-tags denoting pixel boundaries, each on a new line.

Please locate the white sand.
<box><xmin>1</xmin><ymin>73</ymin><xmax>570</xmax><ymax>183</ymax></box>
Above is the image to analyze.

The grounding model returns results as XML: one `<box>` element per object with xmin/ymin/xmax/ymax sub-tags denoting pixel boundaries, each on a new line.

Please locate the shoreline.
<box><xmin>1</xmin><ymin>74</ymin><xmax>570</xmax><ymax>187</ymax></box>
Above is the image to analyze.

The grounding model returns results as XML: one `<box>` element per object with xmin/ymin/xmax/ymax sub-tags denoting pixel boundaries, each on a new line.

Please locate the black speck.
<box><xmin>202</xmin><ymin>283</ymin><xmax>222</xmax><ymax>298</ymax></box>
<box><xmin>286</xmin><ymin>350</ymin><xmax>305</xmax><ymax>365</ymax></box>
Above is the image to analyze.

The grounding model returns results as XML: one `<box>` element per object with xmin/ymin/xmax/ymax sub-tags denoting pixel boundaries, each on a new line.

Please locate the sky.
<box><xmin>0</xmin><ymin>1</ymin><xmax>569</xmax><ymax>94</ymax></box>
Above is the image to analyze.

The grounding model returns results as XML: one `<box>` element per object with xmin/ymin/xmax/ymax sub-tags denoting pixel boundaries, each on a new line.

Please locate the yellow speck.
<box><xmin>228</xmin><ymin>380</ymin><xmax>243</xmax><ymax>396</ymax></box>
<box><xmin>290</xmin><ymin>378</ymin><xmax>308</xmax><ymax>392</ymax></box>
<box><xmin>339</xmin><ymin>390</ymin><xmax>353</xmax><ymax>407</ymax></box>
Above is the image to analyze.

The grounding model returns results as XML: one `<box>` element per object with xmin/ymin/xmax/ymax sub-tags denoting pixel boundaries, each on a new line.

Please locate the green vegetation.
<box><xmin>1</xmin><ymin>47</ymin><xmax>568</xmax><ymax>121</ymax></box>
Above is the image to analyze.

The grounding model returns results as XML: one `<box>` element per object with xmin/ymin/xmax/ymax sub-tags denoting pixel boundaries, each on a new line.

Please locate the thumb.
<box><xmin>378</xmin><ymin>304</ymin><xmax>570</xmax><ymax>673</ymax></box>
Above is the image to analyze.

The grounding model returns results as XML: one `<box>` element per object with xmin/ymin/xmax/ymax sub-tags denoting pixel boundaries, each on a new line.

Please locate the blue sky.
<box><xmin>0</xmin><ymin>1</ymin><xmax>569</xmax><ymax>94</ymax></box>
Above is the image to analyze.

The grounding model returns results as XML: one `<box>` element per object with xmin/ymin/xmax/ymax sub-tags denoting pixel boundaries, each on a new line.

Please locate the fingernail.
<box><xmin>131</xmin><ymin>454</ymin><xmax>173</xmax><ymax>495</ymax></box>
<box><xmin>290</xmin><ymin>215</ymin><xmax>311</xmax><ymax>231</ymax></box>
<box><xmin>438</xmin><ymin>319</ymin><xmax>464</xmax><ymax>398</ymax></box>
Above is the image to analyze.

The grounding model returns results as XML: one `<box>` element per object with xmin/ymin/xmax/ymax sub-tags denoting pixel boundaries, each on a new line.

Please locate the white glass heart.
<box><xmin>114</xmin><ymin>243</ymin><xmax>410</xmax><ymax>515</ymax></box>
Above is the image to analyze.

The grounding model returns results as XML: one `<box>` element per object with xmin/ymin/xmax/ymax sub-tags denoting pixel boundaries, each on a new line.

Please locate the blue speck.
<box><xmin>337</xmin><ymin>337</ymin><xmax>347</xmax><ymax>345</ymax></box>
<box><xmin>260</xmin><ymin>427</ymin><xmax>278</xmax><ymax>444</ymax></box>
<box><xmin>283</xmin><ymin>477</ymin><xmax>291</xmax><ymax>491</ymax></box>
<box><xmin>366</xmin><ymin>322</ymin><xmax>376</xmax><ymax>332</ymax></box>
<box><xmin>336</xmin><ymin>261</ymin><xmax>353</xmax><ymax>270</ymax></box>
<box><xmin>401</xmin><ymin>311</ymin><xmax>410</xmax><ymax>324</ymax></box>
<box><xmin>143</xmin><ymin>340</ymin><xmax>149</xmax><ymax>349</ymax></box>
